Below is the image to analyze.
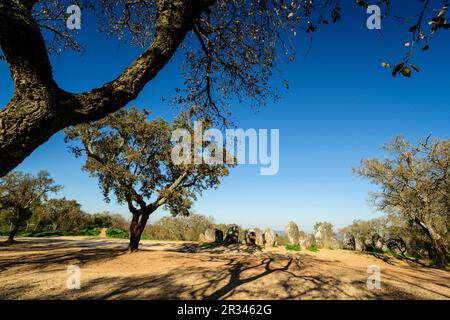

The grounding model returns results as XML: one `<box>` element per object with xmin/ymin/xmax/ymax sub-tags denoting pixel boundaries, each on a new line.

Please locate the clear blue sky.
<box><xmin>1</xmin><ymin>2</ymin><xmax>449</xmax><ymax>232</ymax></box>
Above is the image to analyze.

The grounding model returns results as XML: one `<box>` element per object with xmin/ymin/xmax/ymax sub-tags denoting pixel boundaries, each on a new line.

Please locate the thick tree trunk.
<box><xmin>429</xmin><ymin>234</ymin><xmax>448</xmax><ymax>266</ymax></box>
<box><xmin>7</xmin><ymin>225</ymin><xmax>19</xmax><ymax>243</ymax></box>
<box><xmin>127</xmin><ymin>211</ymin><xmax>152</xmax><ymax>252</ymax></box>
<box><xmin>128</xmin><ymin>217</ymin><xmax>143</xmax><ymax>252</ymax></box>
<box><xmin>416</xmin><ymin>219</ymin><xmax>448</xmax><ymax>266</ymax></box>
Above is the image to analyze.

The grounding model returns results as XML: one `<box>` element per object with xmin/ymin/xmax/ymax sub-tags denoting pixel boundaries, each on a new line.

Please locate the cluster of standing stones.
<box><xmin>343</xmin><ymin>232</ymin><xmax>407</xmax><ymax>255</ymax></box>
<box><xmin>199</xmin><ymin>221</ymin><xmax>408</xmax><ymax>254</ymax></box>
<box><xmin>199</xmin><ymin>225</ymin><xmax>278</xmax><ymax>247</ymax></box>
<box><xmin>199</xmin><ymin>221</ymin><xmax>338</xmax><ymax>249</ymax></box>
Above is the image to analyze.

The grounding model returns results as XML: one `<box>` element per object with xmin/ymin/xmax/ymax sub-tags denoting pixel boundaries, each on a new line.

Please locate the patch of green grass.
<box><xmin>307</xmin><ymin>245</ymin><xmax>320</xmax><ymax>252</ymax></box>
<box><xmin>1</xmin><ymin>228</ymin><xmax>102</xmax><ymax>238</ymax></box>
<box><xmin>383</xmin><ymin>249</ymin><xmax>414</xmax><ymax>259</ymax></box>
<box><xmin>404</xmin><ymin>252</ymin><xmax>414</xmax><ymax>258</ymax></box>
<box><xmin>106</xmin><ymin>228</ymin><xmax>128</xmax><ymax>239</ymax></box>
<box><xmin>285</xmin><ymin>244</ymin><xmax>301</xmax><ymax>251</ymax></box>
<box><xmin>78</xmin><ymin>228</ymin><xmax>100</xmax><ymax>236</ymax></box>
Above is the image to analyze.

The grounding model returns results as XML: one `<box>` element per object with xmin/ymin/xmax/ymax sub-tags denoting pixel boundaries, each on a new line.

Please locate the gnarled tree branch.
<box><xmin>0</xmin><ymin>0</ymin><xmax>214</xmax><ymax>177</ymax></box>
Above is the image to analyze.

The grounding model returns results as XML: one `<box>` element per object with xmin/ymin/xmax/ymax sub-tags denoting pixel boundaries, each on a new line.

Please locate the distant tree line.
<box><xmin>143</xmin><ymin>214</ymin><xmax>241</xmax><ymax>242</ymax></box>
<box><xmin>0</xmin><ymin>174</ymin><xmax>128</xmax><ymax>240</ymax></box>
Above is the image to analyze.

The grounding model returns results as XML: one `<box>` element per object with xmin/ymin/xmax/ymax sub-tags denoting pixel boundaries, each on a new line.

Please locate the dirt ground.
<box><xmin>0</xmin><ymin>236</ymin><xmax>449</xmax><ymax>300</ymax></box>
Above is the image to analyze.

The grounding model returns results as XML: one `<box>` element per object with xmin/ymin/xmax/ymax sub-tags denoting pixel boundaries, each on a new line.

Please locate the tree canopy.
<box><xmin>354</xmin><ymin>135</ymin><xmax>449</xmax><ymax>265</ymax></box>
<box><xmin>0</xmin><ymin>170</ymin><xmax>61</xmax><ymax>241</ymax></box>
<box><xmin>1</xmin><ymin>0</ymin><xmax>449</xmax><ymax>176</ymax></box>
<box><xmin>65</xmin><ymin>107</ymin><xmax>232</xmax><ymax>250</ymax></box>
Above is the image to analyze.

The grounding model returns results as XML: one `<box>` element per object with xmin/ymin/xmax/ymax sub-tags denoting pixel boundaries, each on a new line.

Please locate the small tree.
<box><xmin>146</xmin><ymin>214</ymin><xmax>214</xmax><ymax>241</ymax></box>
<box><xmin>43</xmin><ymin>198</ymin><xmax>90</xmax><ymax>231</ymax></box>
<box><xmin>0</xmin><ymin>171</ymin><xmax>61</xmax><ymax>242</ymax></box>
<box><xmin>91</xmin><ymin>211</ymin><xmax>129</xmax><ymax>230</ymax></box>
<box><xmin>65</xmin><ymin>107</ymin><xmax>231</xmax><ymax>251</ymax></box>
<box><xmin>354</xmin><ymin>135</ymin><xmax>449</xmax><ymax>265</ymax></box>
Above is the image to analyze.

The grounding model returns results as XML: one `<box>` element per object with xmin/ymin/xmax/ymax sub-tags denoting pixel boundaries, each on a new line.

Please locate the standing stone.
<box><xmin>363</xmin><ymin>239</ymin><xmax>374</xmax><ymax>252</ymax></box>
<box><xmin>214</xmin><ymin>229</ymin><xmax>224</xmax><ymax>243</ymax></box>
<box><xmin>303</xmin><ymin>234</ymin><xmax>316</xmax><ymax>248</ymax></box>
<box><xmin>264</xmin><ymin>228</ymin><xmax>276</xmax><ymax>247</ymax></box>
<box><xmin>224</xmin><ymin>225</ymin><xmax>239</xmax><ymax>244</ymax></box>
<box><xmin>372</xmin><ymin>233</ymin><xmax>384</xmax><ymax>251</ymax></box>
<box><xmin>314</xmin><ymin>224</ymin><xmax>324</xmax><ymax>247</ymax></box>
<box><xmin>285</xmin><ymin>221</ymin><xmax>300</xmax><ymax>245</ymax></box>
<box><xmin>330</xmin><ymin>237</ymin><xmax>339</xmax><ymax>249</ymax></box>
<box><xmin>202</xmin><ymin>228</ymin><xmax>224</xmax><ymax>243</ymax></box>
<box><xmin>244</xmin><ymin>229</ymin><xmax>257</xmax><ymax>245</ymax></box>
<box><xmin>255</xmin><ymin>229</ymin><xmax>265</xmax><ymax>246</ymax></box>
<box><xmin>343</xmin><ymin>233</ymin><xmax>356</xmax><ymax>250</ymax></box>
<box><xmin>204</xmin><ymin>229</ymin><xmax>216</xmax><ymax>242</ymax></box>
<box><xmin>314</xmin><ymin>222</ymin><xmax>335</xmax><ymax>248</ymax></box>
<box><xmin>355</xmin><ymin>239</ymin><xmax>364</xmax><ymax>251</ymax></box>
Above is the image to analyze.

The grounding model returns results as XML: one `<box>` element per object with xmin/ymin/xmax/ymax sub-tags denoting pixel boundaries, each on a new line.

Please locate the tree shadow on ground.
<box><xmin>28</xmin><ymin>252</ymin><xmax>440</xmax><ymax>299</ymax></box>
<box><xmin>41</xmin><ymin>253</ymin><xmax>354</xmax><ymax>300</ymax></box>
<box><xmin>0</xmin><ymin>248</ymin><xmax>126</xmax><ymax>273</ymax></box>
<box><xmin>1</xmin><ymin>242</ymin><xmax>449</xmax><ymax>300</ymax></box>
<box><xmin>176</xmin><ymin>242</ymin><xmax>262</xmax><ymax>254</ymax></box>
<box><xmin>0</xmin><ymin>237</ymin><xmax>127</xmax><ymax>252</ymax></box>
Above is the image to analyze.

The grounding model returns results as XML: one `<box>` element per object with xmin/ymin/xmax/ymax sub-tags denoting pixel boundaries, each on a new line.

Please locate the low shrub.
<box><xmin>285</xmin><ymin>244</ymin><xmax>301</xmax><ymax>251</ymax></box>
<box><xmin>307</xmin><ymin>245</ymin><xmax>320</xmax><ymax>252</ymax></box>
<box><xmin>78</xmin><ymin>228</ymin><xmax>100</xmax><ymax>236</ymax></box>
<box><xmin>106</xmin><ymin>228</ymin><xmax>128</xmax><ymax>239</ymax></box>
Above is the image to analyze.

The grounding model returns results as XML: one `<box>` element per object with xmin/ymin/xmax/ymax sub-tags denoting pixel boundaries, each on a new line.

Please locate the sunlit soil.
<box><xmin>0</xmin><ymin>237</ymin><xmax>449</xmax><ymax>300</ymax></box>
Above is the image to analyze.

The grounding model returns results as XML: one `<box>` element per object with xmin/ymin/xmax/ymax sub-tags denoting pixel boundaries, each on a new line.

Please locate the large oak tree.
<box><xmin>354</xmin><ymin>136</ymin><xmax>449</xmax><ymax>265</ymax></box>
<box><xmin>1</xmin><ymin>0</ymin><xmax>449</xmax><ymax>177</ymax></box>
<box><xmin>65</xmin><ymin>107</ymin><xmax>231</xmax><ymax>251</ymax></box>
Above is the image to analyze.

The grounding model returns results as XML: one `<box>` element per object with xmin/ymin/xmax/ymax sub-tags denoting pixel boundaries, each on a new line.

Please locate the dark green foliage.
<box><xmin>79</xmin><ymin>228</ymin><xmax>101</xmax><ymax>237</ymax></box>
<box><xmin>143</xmin><ymin>214</ymin><xmax>215</xmax><ymax>241</ymax></box>
<box><xmin>106</xmin><ymin>228</ymin><xmax>129</xmax><ymax>239</ymax></box>
<box><xmin>354</xmin><ymin>136</ymin><xmax>449</xmax><ymax>265</ymax></box>
<box><xmin>0</xmin><ymin>171</ymin><xmax>61</xmax><ymax>241</ymax></box>
<box><xmin>90</xmin><ymin>212</ymin><xmax>129</xmax><ymax>230</ymax></box>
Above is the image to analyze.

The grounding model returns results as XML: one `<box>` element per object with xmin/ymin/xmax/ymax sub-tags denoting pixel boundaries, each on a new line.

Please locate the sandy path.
<box><xmin>0</xmin><ymin>237</ymin><xmax>449</xmax><ymax>300</ymax></box>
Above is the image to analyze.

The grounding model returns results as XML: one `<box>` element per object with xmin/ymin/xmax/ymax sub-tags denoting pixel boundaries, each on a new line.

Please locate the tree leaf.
<box><xmin>410</xmin><ymin>64</ymin><xmax>420</xmax><ymax>72</ymax></box>
<box><xmin>401</xmin><ymin>67</ymin><xmax>412</xmax><ymax>77</ymax></box>
<box><xmin>392</xmin><ymin>63</ymin><xmax>404</xmax><ymax>77</ymax></box>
